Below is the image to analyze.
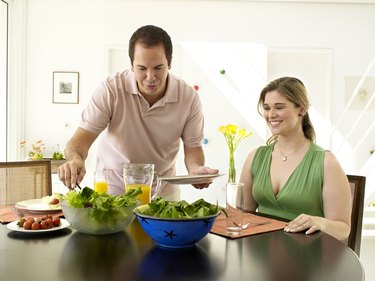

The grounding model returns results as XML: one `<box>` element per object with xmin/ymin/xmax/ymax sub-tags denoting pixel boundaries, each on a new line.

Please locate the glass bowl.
<box><xmin>61</xmin><ymin>200</ymin><xmax>138</xmax><ymax>235</ymax></box>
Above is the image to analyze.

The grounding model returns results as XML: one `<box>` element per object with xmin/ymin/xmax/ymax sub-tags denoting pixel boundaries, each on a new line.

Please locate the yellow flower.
<box><xmin>219</xmin><ymin>124</ymin><xmax>252</xmax><ymax>183</ymax></box>
<box><xmin>219</xmin><ymin>124</ymin><xmax>252</xmax><ymax>153</ymax></box>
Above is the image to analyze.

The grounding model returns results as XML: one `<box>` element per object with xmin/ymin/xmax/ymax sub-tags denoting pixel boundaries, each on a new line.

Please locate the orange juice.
<box><xmin>126</xmin><ymin>184</ymin><xmax>151</xmax><ymax>205</ymax></box>
<box><xmin>94</xmin><ymin>181</ymin><xmax>108</xmax><ymax>193</ymax></box>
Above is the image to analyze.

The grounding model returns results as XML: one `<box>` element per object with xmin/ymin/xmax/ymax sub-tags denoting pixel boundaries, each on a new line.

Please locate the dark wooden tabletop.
<box><xmin>0</xmin><ymin>220</ymin><xmax>365</xmax><ymax>281</ymax></box>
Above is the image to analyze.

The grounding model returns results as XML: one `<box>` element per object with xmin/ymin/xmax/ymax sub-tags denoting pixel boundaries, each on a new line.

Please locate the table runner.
<box><xmin>0</xmin><ymin>205</ymin><xmax>64</xmax><ymax>224</ymax></box>
<box><xmin>210</xmin><ymin>212</ymin><xmax>288</xmax><ymax>239</ymax></box>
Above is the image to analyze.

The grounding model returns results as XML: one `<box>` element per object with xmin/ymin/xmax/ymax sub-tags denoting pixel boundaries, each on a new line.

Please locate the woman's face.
<box><xmin>262</xmin><ymin>90</ymin><xmax>303</xmax><ymax>137</ymax></box>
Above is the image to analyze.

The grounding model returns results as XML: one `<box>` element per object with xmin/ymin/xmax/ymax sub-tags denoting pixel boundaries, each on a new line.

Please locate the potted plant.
<box><xmin>20</xmin><ymin>140</ymin><xmax>46</xmax><ymax>160</ymax></box>
<box><xmin>20</xmin><ymin>140</ymin><xmax>66</xmax><ymax>173</ymax></box>
<box><xmin>52</xmin><ymin>144</ymin><xmax>65</xmax><ymax>160</ymax></box>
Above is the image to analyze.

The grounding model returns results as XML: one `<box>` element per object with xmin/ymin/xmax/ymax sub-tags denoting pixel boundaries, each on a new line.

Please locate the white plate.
<box><xmin>159</xmin><ymin>174</ymin><xmax>224</xmax><ymax>185</ymax></box>
<box><xmin>7</xmin><ymin>218</ymin><xmax>70</xmax><ymax>233</ymax></box>
<box><xmin>15</xmin><ymin>198</ymin><xmax>61</xmax><ymax>213</ymax></box>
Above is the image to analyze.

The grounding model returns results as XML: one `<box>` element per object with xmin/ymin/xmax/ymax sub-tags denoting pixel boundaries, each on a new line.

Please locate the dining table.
<box><xmin>0</xmin><ymin>215</ymin><xmax>365</xmax><ymax>281</ymax></box>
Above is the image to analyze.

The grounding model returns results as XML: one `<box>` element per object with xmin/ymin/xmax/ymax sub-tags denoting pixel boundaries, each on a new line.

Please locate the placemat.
<box><xmin>0</xmin><ymin>205</ymin><xmax>64</xmax><ymax>224</ymax></box>
<box><xmin>210</xmin><ymin>212</ymin><xmax>288</xmax><ymax>239</ymax></box>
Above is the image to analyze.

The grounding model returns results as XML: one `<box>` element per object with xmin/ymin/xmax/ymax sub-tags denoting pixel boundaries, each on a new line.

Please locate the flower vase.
<box><xmin>228</xmin><ymin>150</ymin><xmax>236</xmax><ymax>183</ymax></box>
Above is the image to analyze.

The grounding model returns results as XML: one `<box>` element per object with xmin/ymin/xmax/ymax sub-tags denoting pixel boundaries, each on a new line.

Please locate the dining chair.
<box><xmin>0</xmin><ymin>160</ymin><xmax>52</xmax><ymax>206</ymax></box>
<box><xmin>347</xmin><ymin>174</ymin><xmax>366</xmax><ymax>257</ymax></box>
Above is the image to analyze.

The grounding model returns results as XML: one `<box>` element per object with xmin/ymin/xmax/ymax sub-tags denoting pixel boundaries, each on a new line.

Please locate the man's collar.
<box><xmin>126</xmin><ymin>72</ymin><xmax>178</xmax><ymax>104</ymax></box>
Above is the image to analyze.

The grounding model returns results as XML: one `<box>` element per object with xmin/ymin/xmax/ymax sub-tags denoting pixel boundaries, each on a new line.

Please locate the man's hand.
<box><xmin>189</xmin><ymin>166</ymin><xmax>219</xmax><ymax>189</ymax></box>
<box><xmin>57</xmin><ymin>127</ymin><xmax>97</xmax><ymax>189</ymax></box>
<box><xmin>57</xmin><ymin>159</ymin><xmax>86</xmax><ymax>189</ymax></box>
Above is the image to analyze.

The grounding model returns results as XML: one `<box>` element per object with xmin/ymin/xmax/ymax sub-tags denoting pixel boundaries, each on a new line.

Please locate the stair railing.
<box><xmin>331</xmin><ymin>54</ymin><xmax>375</xmax><ymax>154</ymax></box>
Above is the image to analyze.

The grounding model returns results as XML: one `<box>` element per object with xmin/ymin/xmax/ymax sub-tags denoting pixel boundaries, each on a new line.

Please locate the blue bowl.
<box><xmin>133</xmin><ymin>205</ymin><xmax>220</xmax><ymax>248</ymax></box>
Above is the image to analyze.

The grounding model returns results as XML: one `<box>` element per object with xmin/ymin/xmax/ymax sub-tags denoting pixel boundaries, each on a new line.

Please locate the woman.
<box><xmin>240</xmin><ymin>77</ymin><xmax>351</xmax><ymax>241</ymax></box>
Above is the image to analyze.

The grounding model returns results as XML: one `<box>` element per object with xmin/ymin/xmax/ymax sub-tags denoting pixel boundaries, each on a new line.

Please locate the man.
<box><xmin>58</xmin><ymin>25</ymin><xmax>218</xmax><ymax>200</ymax></box>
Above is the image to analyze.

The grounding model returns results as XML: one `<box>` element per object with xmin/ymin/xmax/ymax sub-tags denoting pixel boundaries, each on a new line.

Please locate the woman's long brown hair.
<box><xmin>257</xmin><ymin>77</ymin><xmax>316</xmax><ymax>145</ymax></box>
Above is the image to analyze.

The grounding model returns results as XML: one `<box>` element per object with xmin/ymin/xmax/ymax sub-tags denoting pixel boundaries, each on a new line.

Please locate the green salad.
<box><xmin>65</xmin><ymin>186</ymin><xmax>141</xmax><ymax>209</ymax></box>
<box><xmin>136</xmin><ymin>196</ymin><xmax>223</xmax><ymax>219</ymax></box>
<box><xmin>64</xmin><ymin>187</ymin><xmax>141</xmax><ymax>225</ymax></box>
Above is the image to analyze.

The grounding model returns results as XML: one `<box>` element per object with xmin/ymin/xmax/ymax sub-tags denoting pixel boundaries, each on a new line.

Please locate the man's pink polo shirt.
<box><xmin>79</xmin><ymin>70</ymin><xmax>204</xmax><ymax>197</ymax></box>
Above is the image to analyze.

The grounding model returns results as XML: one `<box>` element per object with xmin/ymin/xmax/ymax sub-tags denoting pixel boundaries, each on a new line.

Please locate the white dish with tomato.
<box><xmin>15</xmin><ymin>193</ymin><xmax>62</xmax><ymax>213</ymax></box>
<box><xmin>7</xmin><ymin>215</ymin><xmax>69</xmax><ymax>233</ymax></box>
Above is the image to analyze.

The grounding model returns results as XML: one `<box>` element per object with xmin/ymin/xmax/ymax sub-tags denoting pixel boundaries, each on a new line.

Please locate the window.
<box><xmin>0</xmin><ymin>0</ymin><xmax>8</xmax><ymax>161</ymax></box>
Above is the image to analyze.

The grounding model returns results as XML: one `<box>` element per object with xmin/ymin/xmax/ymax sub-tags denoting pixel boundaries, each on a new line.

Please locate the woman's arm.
<box><xmin>285</xmin><ymin>151</ymin><xmax>351</xmax><ymax>241</ymax></box>
<box><xmin>320</xmin><ymin>151</ymin><xmax>351</xmax><ymax>240</ymax></box>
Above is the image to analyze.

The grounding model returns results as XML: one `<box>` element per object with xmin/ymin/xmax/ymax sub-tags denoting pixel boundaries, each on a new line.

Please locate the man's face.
<box><xmin>132</xmin><ymin>43</ymin><xmax>170</xmax><ymax>104</ymax></box>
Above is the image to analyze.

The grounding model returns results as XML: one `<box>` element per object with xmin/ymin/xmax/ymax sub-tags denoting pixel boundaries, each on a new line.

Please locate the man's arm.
<box><xmin>57</xmin><ymin>127</ymin><xmax>98</xmax><ymax>188</ymax></box>
<box><xmin>184</xmin><ymin>145</ymin><xmax>205</xmax><ymax>173</ymax></box>
<box><xmin>183</xmin><ymin>145</ymin><xmax>219</xmax><ymax>189</ymax></box>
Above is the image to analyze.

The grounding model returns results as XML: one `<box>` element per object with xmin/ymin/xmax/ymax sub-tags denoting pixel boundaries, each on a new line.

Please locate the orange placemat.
<box><xmin>210</xmin><ymin>212</ymin><xmax>288</xmax><ymax>239</ymax></box>
<box><xmin>0</xmin><ymin>205</ymin><xmax>64</xmax><ymax>224</ymax></box>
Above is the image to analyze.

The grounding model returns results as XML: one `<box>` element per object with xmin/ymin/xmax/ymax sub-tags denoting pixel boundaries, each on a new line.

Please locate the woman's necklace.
<box><xmin>278</xmin><ymin>142</ymin><xmax>307</xmax><ymax>162</ymax></box>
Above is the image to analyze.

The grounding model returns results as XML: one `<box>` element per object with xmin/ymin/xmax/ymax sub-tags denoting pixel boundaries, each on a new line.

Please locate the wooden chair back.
<box><xmin>0</xmin><ymin>160</ymin><xmax>52</xmax><ymax>205</ymax></box>
<box><xmin>347</xmin><ymin>174</ymin><xmax>366</xmax><ymax>257</ymax></box>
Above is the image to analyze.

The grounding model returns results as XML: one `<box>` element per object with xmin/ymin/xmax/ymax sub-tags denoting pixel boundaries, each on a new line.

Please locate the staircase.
<box><xmin>331</xmin><ymin>53</ymin><xmax>375</xmax><ymax>211</ymax></box>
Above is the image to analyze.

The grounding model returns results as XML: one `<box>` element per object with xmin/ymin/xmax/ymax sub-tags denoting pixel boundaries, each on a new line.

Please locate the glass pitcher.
<box><xmin>123</xmin><ymin>163</ymin><xmax>161</xmax><ymax>205</ymax></box>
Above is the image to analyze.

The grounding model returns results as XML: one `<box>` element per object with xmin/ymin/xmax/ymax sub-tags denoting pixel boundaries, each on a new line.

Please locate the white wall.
<box><xmin>7</xmin><ymin>0</ymin><xmax>375</xmax><ymax>199</ymax></box>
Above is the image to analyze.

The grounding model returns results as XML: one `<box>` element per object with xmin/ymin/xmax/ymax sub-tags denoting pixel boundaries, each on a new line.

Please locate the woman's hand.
<box><xmin>284</xmin><ymin>213</ymin><xmax>324</xmax><ymax>235</ymax></box>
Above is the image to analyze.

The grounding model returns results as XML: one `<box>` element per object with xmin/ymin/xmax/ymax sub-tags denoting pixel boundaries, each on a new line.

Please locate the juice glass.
<box><xmin>94</xmin><ymin>170</ymin><xmax>109</xmax><ymax>193</ymax></box>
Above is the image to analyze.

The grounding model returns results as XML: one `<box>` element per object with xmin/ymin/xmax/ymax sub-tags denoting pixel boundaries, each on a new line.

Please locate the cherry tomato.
<box><xmin>52</xmin><ymin>217</ymin><xmax>61</xmax><ymax>227</ymax></box>
<box><xmin>18</xmin><ymin>218</ymin><xmax>26</xmax><ymax>227</ymax></box>
<box><xmin>23</xmin><ymin>220</ymin><xmax>32</xmax><ymax>229</ymax></box>
<box><xmin>40</xmin><ymin>220</ymin><xmax>50</xmax><ymax>229</ymax></box>
<box><xmin>50</xmin><ymin>198</ymin><xmax>59</xmax><ymax>205</ymax></box>
<box><xmin>31</xmin><ymin>222</ymin><xmax>40</xmax><ymax>230</ymax></box>
<box><xmin>45</xmin><ymin>219</ymin><xmax>53</xmax><ymax>228</ymax></box>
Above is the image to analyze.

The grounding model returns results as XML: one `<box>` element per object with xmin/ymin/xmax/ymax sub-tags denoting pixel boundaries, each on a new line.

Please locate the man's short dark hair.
<box><xmin>129</xmin><ymin>25</ymin><xmax>173</xmax><ymax>67</ymax></box>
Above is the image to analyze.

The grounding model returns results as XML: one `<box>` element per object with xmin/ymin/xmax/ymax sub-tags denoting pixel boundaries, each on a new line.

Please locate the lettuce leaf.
<box><xmin>64</xmin><ymin>187</ymin><xmax>142</xmax><ymax>225</ymax></box>
<box><xmin>138</xmin><ymin>196</ymin><xmax>223</xmax><ymax>218</ymax></box>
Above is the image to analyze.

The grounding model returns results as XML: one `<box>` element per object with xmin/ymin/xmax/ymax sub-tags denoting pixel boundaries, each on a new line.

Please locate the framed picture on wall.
<box><xmin>52</xmin><ymin>71</ymin><xmax>79</xmax><ymax>104</ymax></box>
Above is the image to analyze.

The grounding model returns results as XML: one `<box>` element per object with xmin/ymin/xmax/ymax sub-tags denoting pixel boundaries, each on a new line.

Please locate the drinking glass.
<box><xmin>226</xmin><ymin>182</ymin><xmax>244</xmax><ymax>236</ymax></box>
<box><xmin>94</xmin><ymin>170</ymin><xmax>109</xmax><ymax>193</ymax></box>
